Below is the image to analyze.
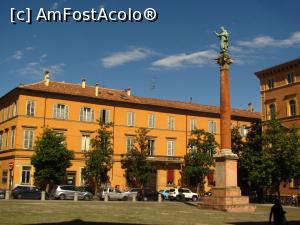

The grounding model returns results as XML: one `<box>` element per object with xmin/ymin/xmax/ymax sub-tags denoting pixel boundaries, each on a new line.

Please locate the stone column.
<box><xmin>199</xmin><ymin>53</ymin><xmax>255</xmax><ymax>212</ymax></box>
<box><xmin>220</xmin><ymin>66</ymin><xmax>231</xmax><ymax>151</ymax></box>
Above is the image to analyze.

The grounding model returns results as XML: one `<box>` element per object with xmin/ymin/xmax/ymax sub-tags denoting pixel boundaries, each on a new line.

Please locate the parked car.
<box><xmin>98</xmin><ymin>188</ymin><xmax>129</xmax><ymax>201</ymax></box>
<box><xmin>0</xmin><ymin>189</ymin><xmax>6</xmax><ymax>199</ymax></box>
<box><xmin>136</xmin><ymin>188</ymin><xmax>159</xmax><ymax>201</ymax></box>
<box><xmin>176</xmin><ymin>188</ymin><xmax>199</xmax><ymax>201</ymax></box>
<box><xmin>51</xmin><ymin>185</ymin><xmax>93</xmax><ymax>200</ymax></box>
<box><xmin>159</xmin><ymin>189</ymin><xmax>169</xmax><ymax>200</ymax></box>
<box><xmin>12</xmin><ymin>185</ymin><xmax>42</xmax><ymax>199</ymax></box>
<box><xmin>168</xmin><ymin>188</ymin><xmax>179</xmax><ymax>201</ymax></box>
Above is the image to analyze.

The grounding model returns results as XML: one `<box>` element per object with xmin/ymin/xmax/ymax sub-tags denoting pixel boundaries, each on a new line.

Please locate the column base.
<box><xmin>198</xmin><ymin>187</ymin><xmax>256</xmax><ymax>213</ymax></box>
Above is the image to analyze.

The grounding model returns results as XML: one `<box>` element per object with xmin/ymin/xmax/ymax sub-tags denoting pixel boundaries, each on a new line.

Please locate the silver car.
<box><xmin>98</xmin><ymin>188</ymin><xmax>129</xmax><ymax>201</ymax></box>
<box><xmin>51</xmin><ymin>185</ymin><xmax>93</xmax><ymax>200</ymax></box>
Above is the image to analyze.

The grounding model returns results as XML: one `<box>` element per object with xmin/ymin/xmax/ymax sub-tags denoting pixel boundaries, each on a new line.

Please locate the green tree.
<box><xmin>31</xmin><ymin>128</ymin><xmax>74</xmax><ymax>190</ymax></box>
<box><xmin>262</xmin><ymin>119</ymin><xmax>300</xmax><ymax>197</ymax></box>
<box><xmin>121</xmin><ymin>128</ymin><xmax>156</xmax><ymax>188</ymax></box>
<box><xmin>82</xmin><ymin>122</ymin><xmax>114</xmax><ymax>195</ymax></box>
<box><xmin>231</xmin><ymin>126</ymin><xmax>244</xmax><ymax>157</ymax></box>
<box><xmin>182</xmin><ymin>129</ymin><xmax>218</xmax><ymax>194</ymax></box>
<box><xmin>238</xmin><ymin>122</ymin><xmax>266</xmax><ymax>201</ymax></box>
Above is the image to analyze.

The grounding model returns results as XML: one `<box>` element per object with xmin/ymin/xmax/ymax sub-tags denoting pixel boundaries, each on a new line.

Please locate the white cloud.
<box><xmin>102</xmin><ymin>48</ymin><xmax>155</xmax><ymax>68</ymax></box>
<box><xmin>152</xmin><ymin>50</ymin><xmax>218</xmax><ymax>69</ymax></box>
<box><xmin>39</xmin><ymin>53</ymin><xmax>48</xmax><ymax>63</ymax></box>
<box><xmin>12</xmin><ymin>50</ymin><xmax>23</xmax><ymax>60</ymax></box>
<box><xmin>51</xmin><ymin>2</ymin><xmax>59</xmax><ymax>10</ymax></box>
<box><xmin>25</xmin><ymin>47</ymin><xmax>34</xmax><ymax>51</ymax></box>
<box><xmin>237</xmin><ymin>31</ymin><xmax>300</xmax><ymax>48</ymax></box>
<box><xmin>17</xmin><ymin>62</ymin><xmax>65</xmax><ymax>80</ymax></box>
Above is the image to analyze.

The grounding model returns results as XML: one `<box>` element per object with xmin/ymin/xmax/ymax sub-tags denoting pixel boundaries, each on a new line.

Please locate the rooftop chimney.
<box><xmin>44</xmin><ymin>70</ymin><xmax>50</xmax><ymax>86</ymax></box>
<box><xmin>247</xmin><ymin>102</ymin><xmax>254</xmax><ymax>112</ymax></box>
<box><xmin>81</xmin><ymin>78</ymin><xmax>86</xmax><ymax>88</ymax></box>
<box><xmin>95</xmin><ymin>83</ymin><xmax>99</xmax><ymax>96</ymax></box>
<box><xmin>126</xmin><ymin>88</ymin><xmax>131</xmax><ymax>96</ymax></box>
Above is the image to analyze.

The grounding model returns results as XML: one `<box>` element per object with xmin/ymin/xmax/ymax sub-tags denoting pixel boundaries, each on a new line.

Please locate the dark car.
<box><xmin>136</xmin><ymin>188</ymin><xmax>159</xmax><ymax>201</ymax></box>
<box><xmin>12</xmin><ymin>185</ymin><xmax>42</xmax><ymax>199</ymax></box>
<box><xmin>0</xmin><ymin>189</ymin><xmax>5</xmax><ymax>199</ymax></box>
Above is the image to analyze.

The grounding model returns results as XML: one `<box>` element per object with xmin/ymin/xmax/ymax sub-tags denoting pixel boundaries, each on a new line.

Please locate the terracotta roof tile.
<box><xmin>18</xmin><ymin>81</ymin><xmax>260</xmax><ymax>120</ymax></box>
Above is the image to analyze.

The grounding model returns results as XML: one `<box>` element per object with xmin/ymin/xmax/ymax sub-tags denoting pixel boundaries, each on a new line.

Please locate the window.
<box><xmin>126</xmin><ymin>136</ymin><xmax>135</xmax><ymax>153</ymax></box>
<box><xmin>167</xmin><ymin>140</ymin><xmax>175</xmax><ymax>156</ymax></box>
<box><xmin>267</xmin><ymin>79</ymin><xmax>274</xmax><ymax>89</ymax></box>
<box><xmin>80</xmin><ymin>168</ymin><xmax>85</xmax><ymax>186</ymax></box>
<box><xmin>26</xmin><ymin>100</ymin><xmax>35</xmax><ymax>116</ymax></box>
<box><xmin>289</xmin><ymin>99</ymin><xmax>297</xmax><ymax>117</ymax></box>
<box><xmin>21</xmin><ymin>166</ymin><xmax>31</xmax><ymax>184</ymax></box>
<box><xmin>23</xmin><ymin>130</ymin><xmax>34</xmax><ymax>149</ymax></box>
<box><xmin>168</xmin><ymin>116</ymin><xmax>175</xmax><ymax>130</ymax></box>
<box><xmin>80</xmin><ymin>107</ymin><xmax>94</xmax><ymax>122</ymax></box>
<box><xmin>190</xmin><ymin>119</ymin><xmax>197</xmax><ymax>131</ymax></box>
<box><xmin>81</xmin><ymin>134</ymin><xmax>91</xmax><ymax>152</ymax></box>
<box><xmin>148</xmin><ymin>114</ymin><xmax>156</xmax><ymax>128</ymax></box>
<box><xmin>2</xmin><ymin>170</ymin><xmax>8</xmax><ymax>184</ymax></box>
<box><xmin>208</xmin><ymin>121</ymin><xmax>217</xmax><ymax>134</ymax></box>
<box><xmin>127</xmin><ymin>112</ymin><xmax>135</xmax><ymax>127</ymax></box>
<box><xmin>3</xmin><ymin>131</ymin><xmax>8</xmax><ymax>150</ymax></box>
<box><xmin>100</xmin><ymin>109</ymin><xmax>110</xmax><ymax>124</ymax></box>
<box><xmin>287</xmin><ymin>72</ymin><xmax>295</xmax><ymax>84</ymax></box>
<box><xmin>240</xmin><ymin>125</ymin><xmax>248</xmax><ymax>137</ymax></box>
<box><xmin>0</xmin><ymin>132</ymin><xmax>2</xmax><ymax>150</ymax></box>
<box><xmin>167</xmin><ymin>170</ymin><xmax>174</xmax><ymax>186</ymax></box>
<box><xmin>11</xmin><ymin>128</ymin><xmax>15</xmax><ymax>149</ymax></box>
<box><xmin>53</xmin><ymin>104</ymin><xmax>69</xmax><ymax>119</ymax></box>
<box><xmin>269</xmin><ymin>103</ymin><xmax>276</xmax><ymax>119</ymax></box>
<box><xmin>290</xmin><ymin>178</ymin><xmax>300</xmax><ymax>189</ymax></box>
<box><xmin>148</xmin><ymin>139</ymin><xmax>155</xmax><ymax>156</ymax></box>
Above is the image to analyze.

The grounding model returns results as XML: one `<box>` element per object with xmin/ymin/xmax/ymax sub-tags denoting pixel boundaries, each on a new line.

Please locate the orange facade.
<box><xmin>0</xmin><ymin>75</ymin><xmax>260</xmax><ymax>191</ymax></box>
<box><xmin>255</xmin><ymin>58</ymin><xmax>300</xmax><ymax>196</ymax></box>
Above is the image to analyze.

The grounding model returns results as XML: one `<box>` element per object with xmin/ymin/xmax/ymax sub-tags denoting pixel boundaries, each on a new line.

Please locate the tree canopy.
<box><xmin>121</xmin><ymin>127</ymin><xmax>156</xmax><ymax>188</ymax></box>
<box><xmin>182</xmin><ymin>129</ymin><xmax>218</xmax><ymax>193</ymax></box>
<box><xmin>82</xmin><ymin>122</ymin><xmax>114</xmax><ymax>194</ymax></box>
<box><xmin>31</xmin><ymin>128</ymin><xmax>74</xmax><ymax>190</ymax></box>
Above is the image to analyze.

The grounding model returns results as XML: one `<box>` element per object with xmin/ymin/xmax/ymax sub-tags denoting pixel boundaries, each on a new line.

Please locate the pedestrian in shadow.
<box><xmin>269</xmin><ymin>198</ymin><xmax>287</xmax><ymax>225</ymax></box>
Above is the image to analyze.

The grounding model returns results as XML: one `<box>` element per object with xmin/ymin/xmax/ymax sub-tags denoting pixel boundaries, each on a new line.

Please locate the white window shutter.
<box><xmin>106</xmin><ymin>109</ymin><xmax>110</xmax><ymax>123</ymax></box>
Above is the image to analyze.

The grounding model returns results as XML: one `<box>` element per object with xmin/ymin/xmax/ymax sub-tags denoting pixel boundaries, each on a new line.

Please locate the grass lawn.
<box><xmin>0</xmin><ymin>200</ymin><xmax>299</xmax><ymax>225</ymax></box>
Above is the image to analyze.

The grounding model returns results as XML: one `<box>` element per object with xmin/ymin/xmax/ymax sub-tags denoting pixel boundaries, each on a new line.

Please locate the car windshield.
<box><xmin>170</xmin><ymin>189</ymin><xmax>175</xmax><ymax>192</ymax></box>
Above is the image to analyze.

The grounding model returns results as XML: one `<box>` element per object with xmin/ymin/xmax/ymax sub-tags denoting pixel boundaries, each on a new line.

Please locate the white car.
<box><xmin>177</xmin><ymin>188</ymin><xmax>199</xmax><ymax>201</ymax></box>
<box><xmin>168</xmin><ymin>188</ymin><xmax>179</xmax><ymax>201</ymax></box>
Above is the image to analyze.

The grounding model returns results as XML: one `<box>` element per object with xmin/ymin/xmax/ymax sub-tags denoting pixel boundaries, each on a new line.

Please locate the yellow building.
<box><xmin>0</xmin><ymin>72</ymin><xmax>260</xmax><ymax>191</ymax></box>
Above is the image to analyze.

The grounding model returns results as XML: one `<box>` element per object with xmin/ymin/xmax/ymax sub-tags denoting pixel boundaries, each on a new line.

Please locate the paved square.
<box><xmin>0</xmin><ymin>200</ymin><xmax>300</xmax><ymax>225</ymax></box>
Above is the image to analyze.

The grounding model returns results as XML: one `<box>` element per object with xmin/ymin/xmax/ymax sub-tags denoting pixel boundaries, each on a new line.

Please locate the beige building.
<box><xmin>255</xmin><ymin>57</ymin><xmax>300</xmax><ymax>195</ymax></box>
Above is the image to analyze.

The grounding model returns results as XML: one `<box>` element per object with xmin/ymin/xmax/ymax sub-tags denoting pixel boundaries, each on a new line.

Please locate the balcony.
<box><xmin>146</xmin><ymin>155</ymin><xmax>183</xmax><ymax>164</ymax></box>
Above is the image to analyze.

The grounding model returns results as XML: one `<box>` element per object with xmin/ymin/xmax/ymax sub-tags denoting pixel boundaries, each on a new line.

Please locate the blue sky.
<box><xmin>1</xmin><ymin>0</ymin><xmax>300</xmax><ymax>112</ymax></box>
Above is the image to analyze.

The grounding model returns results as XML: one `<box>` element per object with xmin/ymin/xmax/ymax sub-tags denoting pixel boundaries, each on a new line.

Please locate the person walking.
<box><xmin>269</xmin><ymin>199</ymin><xmax>287</xmax><ymax>225</ymax></box>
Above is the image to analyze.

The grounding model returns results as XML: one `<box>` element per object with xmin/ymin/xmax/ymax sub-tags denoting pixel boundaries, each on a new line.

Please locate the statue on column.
<box><xmin>214</xmin><ymin>26</ymin><xmax>232</xmax><ymax>69</ymax></box>
<box><xmin>215</xmin><ymin>26</ymin><xmax>230</xmax><ymax>53</ymax></box>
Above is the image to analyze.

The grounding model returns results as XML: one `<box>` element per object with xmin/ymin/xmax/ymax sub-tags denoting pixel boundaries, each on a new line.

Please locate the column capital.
<box><xmin>215</xmin><ymin>53</ymin><xmax>233</xmax><ymax>70</ymax></box>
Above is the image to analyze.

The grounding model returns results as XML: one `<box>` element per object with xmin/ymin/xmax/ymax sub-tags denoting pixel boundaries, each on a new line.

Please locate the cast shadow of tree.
<box><xmin>24</xmin><ymin>219</ymin><xmax>157</xmax><ymax>225</ymax></box>
<box><xmin>227</xmin><ymin>221</ymin><xmax>300</xmax><ymax>225</ymax></box>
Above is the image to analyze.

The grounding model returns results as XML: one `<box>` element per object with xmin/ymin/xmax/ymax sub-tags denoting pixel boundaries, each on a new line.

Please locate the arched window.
<box><xmin>289</xmin><ymin>99</ymin><xmax>297</xmax><ymax>116</ymax></box>
<box><xmin>269</xmin><ymin>103</ymin><xmax>276</xmax><ymax>119</ymax></box>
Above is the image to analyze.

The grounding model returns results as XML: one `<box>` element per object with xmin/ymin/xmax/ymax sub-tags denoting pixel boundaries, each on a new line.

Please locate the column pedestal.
<box><xmin>199</xmin><ymin>150</ymin><xmax>256</xmax><ymax>212</ymax></box>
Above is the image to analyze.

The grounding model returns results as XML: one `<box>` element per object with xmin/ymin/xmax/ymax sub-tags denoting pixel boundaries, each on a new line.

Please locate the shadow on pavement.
<box><xmin>227</xmin><ymin>221</ymin><xmax>300</xmax><ymax>225</ymax></box>
<box><xmin>24</xmin><ymin>219</ymin><xmax>157</xmax><ymax>225</ymax></box>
